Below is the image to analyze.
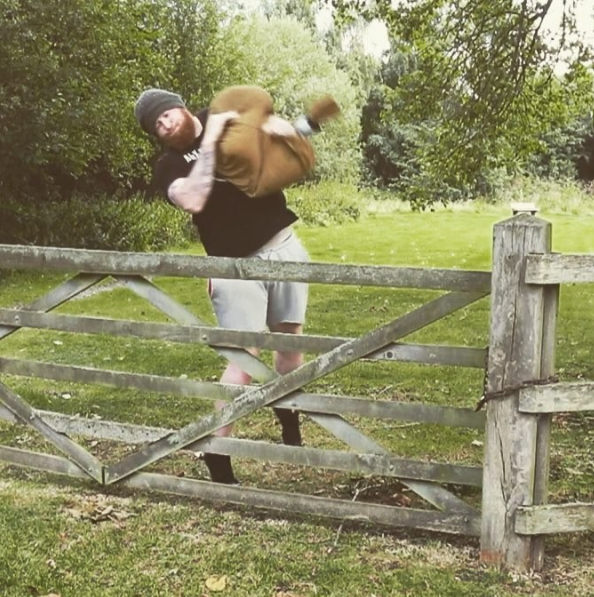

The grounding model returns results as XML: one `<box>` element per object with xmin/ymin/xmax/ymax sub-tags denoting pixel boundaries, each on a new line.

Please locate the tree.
<box><xmin>527</xmin><ymin>61</ymin><xmax>594</xmax><ymax>179</ymax></box>
<box><xmin>260</xmin><ymin>0</ymin><xmax>320</xmax><ymax>31</ymax></box>
<box><xmin>331</xmin><ymin>0</ymin><xmax>594</xmax><ymax>205</ymax></box>
<box><xmin>0</xmin><ymin>0</ymin><xmax>235</xmax><ymax>203</ymax></box>
<box><xmin>0</xmin><ymin>0</ymin><xmax>167</xmax><ymax>200</ymax></box>
<box><xmin>227</xmin><ymin>14</ymin><xmax>363</xmax><ymax>183</ymax></box>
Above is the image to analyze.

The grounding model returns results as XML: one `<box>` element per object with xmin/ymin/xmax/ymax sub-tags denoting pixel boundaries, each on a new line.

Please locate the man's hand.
<box><xmin>261</xmin><ymin>115</ymin><xmax>297</xmax><ymax>137</ymax></box>
<box><xmin>203</xmin><ymin>110</ymin><xmax>239</xmax><ymax>145</ymax></box>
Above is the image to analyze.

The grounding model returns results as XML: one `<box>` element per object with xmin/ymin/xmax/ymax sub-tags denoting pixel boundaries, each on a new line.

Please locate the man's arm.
<box><xmin>261</xmin><ymin>115</ymin><xmax>300</xmax><ymax>137</ymax></box>
<box><xmin>168</xmin><ymin>111</ymin><xmax>238</xmax><ymax>214</ymax></box>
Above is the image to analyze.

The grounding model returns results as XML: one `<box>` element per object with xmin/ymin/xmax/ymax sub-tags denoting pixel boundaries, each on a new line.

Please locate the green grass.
<box><xmin>1</xmin><ymin>208</ymin><xmax>594</xmax><ymax>596</ymax></box>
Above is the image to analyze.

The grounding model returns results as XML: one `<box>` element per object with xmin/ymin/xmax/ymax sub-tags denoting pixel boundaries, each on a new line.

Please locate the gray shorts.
<box><xmin>209</xmin><ymin>231</ymin><xmax>309</xmax><ymax>331</ymax></box>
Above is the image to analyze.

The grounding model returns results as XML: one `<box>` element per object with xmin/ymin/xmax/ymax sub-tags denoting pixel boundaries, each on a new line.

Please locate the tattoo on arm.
<box><xmin>169</xmin><ymin>144</ymin><xmax>218</xmax><ymax>213</ymax></box>
<box><xmin>190</xmin><ymin>146</ymin><xmax>215</xmax><ymax>186</ymax></box>
<box><xmin>185</xmin><ymin>144</ymin><xmax>216</xmax><ymax>209</ymax></box>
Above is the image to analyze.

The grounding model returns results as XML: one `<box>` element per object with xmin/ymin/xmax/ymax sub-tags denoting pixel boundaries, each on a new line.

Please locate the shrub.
<box><xmin>497</xmin><ymin>176</ymin><xmax>594</xmax><ymax>215</ymax></box>
<box><xmin>0</xmin><ymin>194</ymin><xmax>192</xmax><ymax>251</ymax></box>
<box><xmin>286</xmin><ymin>181</ymin><xmax>362</xmax><ymax>226</ymax></box>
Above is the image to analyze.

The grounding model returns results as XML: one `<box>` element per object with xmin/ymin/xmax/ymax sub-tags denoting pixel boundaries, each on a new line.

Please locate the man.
<box><xmin>134</xmin><ymin>88</ymin><xmax>316</xmax><ymax>484</ymax></box>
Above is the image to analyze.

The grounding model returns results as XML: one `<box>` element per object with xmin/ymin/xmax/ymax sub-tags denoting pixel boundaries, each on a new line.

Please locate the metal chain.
<box><xmin>475</xmin><ymin>347</ymin><xmax>559</xmax><ymax>411</ymax></box>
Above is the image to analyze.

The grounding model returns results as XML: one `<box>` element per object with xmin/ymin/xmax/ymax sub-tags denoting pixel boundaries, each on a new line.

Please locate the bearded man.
<box><xmin>134</xmin><ymin>88</ymin><xmax>319</xmax><ymax>484</ymax></box>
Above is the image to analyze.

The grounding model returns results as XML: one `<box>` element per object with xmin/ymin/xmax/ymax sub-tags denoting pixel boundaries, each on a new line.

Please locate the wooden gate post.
<box><xmin>481</xmin><ymin>214</ymin><xmax>554</xmax><ymax>570</ymax></box>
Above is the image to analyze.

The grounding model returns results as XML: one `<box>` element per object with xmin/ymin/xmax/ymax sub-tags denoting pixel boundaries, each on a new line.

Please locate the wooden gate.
<box><xmin>0</xmin><ymin>242</ymin><xmax>490</xmax><ymax>537</ymax></box>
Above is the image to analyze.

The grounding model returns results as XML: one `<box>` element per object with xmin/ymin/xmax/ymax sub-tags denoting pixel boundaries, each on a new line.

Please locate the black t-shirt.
<box><xmin>152</xmin><ymin>109</ymin><xmax>298</xmax><ymax>257</ymax></box>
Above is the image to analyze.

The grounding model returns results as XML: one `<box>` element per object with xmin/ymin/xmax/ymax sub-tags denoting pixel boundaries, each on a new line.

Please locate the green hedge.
<box><xmin>0</xmin><ymin>182</ymin><xmax>364</xmax><ymax>252</ymax></box>
<box><xmin>0</xmin><ymin>194</ymin><xmax>192</xmax><ymax>251</ymax></box>
<box><xmin>286</xmin><ymin>181</ymin><xmax>362</xmax><ymax>227</ymax></box>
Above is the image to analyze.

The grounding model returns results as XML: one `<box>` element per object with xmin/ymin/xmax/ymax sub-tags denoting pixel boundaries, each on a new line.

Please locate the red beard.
<box><xmin>162</xmin><ymin>110</ymin><xmax>197</xmax><ymax>151</ymax></box>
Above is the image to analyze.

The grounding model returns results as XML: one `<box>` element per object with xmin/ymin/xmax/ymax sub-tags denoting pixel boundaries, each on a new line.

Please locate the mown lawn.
<box><xmin>0</xmin><ymin>208</ymin><xmax>593</xmax><ymax>596</ymax></box>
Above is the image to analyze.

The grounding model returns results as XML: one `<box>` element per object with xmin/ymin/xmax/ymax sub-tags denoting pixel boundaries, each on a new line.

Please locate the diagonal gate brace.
<box><xmin>0</xmin><ymin>380</ymin><xmax>104</xmax><ymax>483</ymax></box>
<box><xmin>104</xmin><ymin>290</ymin><xmax>487</xmax><ymax>487</ymax></box>
<box><xmin>0</xmin><ymin>272</ymin><xmax>107</xmax><ymax>343</ymax></box>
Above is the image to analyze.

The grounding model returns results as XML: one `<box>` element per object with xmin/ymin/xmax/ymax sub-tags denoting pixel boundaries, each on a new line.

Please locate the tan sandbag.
<box><xmin>210</xmin><ymin>85</ymin><xmax>315</xmax><ymax>197</ymax></box>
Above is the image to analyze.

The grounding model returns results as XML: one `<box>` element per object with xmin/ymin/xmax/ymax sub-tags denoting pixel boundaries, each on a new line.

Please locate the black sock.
<box><xmin>202</xmin><ymin>453</ymin><xmax>239</xmax><ymax>484</ymax></box>
<box><xmin>274</xmin><ymin>408</ymin><xmax>302</xmax><ymax>446</ymax></box>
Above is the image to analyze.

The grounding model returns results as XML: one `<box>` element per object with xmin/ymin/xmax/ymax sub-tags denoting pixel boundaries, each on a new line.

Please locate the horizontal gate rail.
<box><xmin>0</xmin><ymin>360</ymin><xmax>485</xmax><ymax>428</ymax></box>
<box><xmin>0</xmin><ymin>244</ymin><xmax>491</xmax><ymax>292</ymax></box>
<box><xmin>0</xmin><ymin>407</ymin><xmax>482</xmax><ymax>486</ymax></box>
<box><xmin>0</xmin><ymin>446</ymin><xmax>481</xmax><ymax>536</ymax></box>
<box><xmin>123</xmin><ymin>273</ymin><xmax>486</xmax><ymax>367</ymax></box>
<box><xmin>516</xmin><ymin>504</ymin><xmax>594</xmax><ymax>535</ymax></box>
<box><xmin>520</xmin><ymin>382</ymin><xmax>594</xmax><ymax>413</ymax></box>
<box><xmin>526</xmin><ymin>253</ymin><xmax>594</xmax><ymax>285</ymax></box>
<box><xmin>0</xmin><ymin>309</ymin><xmax>486</xmax><ymax>368</ymax></box>
<box><xmin>0</xmin><ymin>446</ymin><xmax>90</xmax><ymax>479</ymax></box>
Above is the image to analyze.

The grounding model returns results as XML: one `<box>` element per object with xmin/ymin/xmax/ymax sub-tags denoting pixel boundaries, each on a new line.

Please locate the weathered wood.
<box><xmin>0</xmin><ymin>357</ymin><xmax>486</xmax><ymax>428</ymax></box>
<box><xmin>286</xmin><ymin>394</ymin><xmax>485</xmax><ymax>429</ymax></box>
<box><xmin>0</xmin><ymin>244</ymin><xmax>492</xmax><ymax>291</ymax></box>
<box><xmin>0</xmin><ymin>272</ymin><xmax>106</xmax><ymax>342</ymax></box>
<box><xmin>516</xmin><ymin>504</ymin><xmax>594</xmax><ymax>535</ymax></box>
<box><xmin>0</xmin><ymin>405</ymin><xmax>165</xmax><ymax>444</ymax></box>
<box><xmin>0</xmin><ymin>381</ymin><xmax>103</xmax><ymax>482</ymax></box>
<box><xmin>202</xmin><ymin>437</ymin><xmax>483</xmax><ymax>486</ymax></box>
<box><xmin>120</xmin><ymin>275</ymin><xmax>487</xmax><ymax>368</ymax></box>
<box><xmin>520</xmin><ymin>382</ymin><xmax>594</xmax><ymax>413</ymax></box>
<box><xmin>0</xmin><ymin>276</ymin><xmax>484</xmax><ymax>382</ymax></box>
<box><xmin>0</xmin><ymin>306</ymin><xmax>486</xmax><ymax>368</ymax></box>
<box><xmin>526</xmin><ymin>254</ymin><xmax>594</xmax><ymax>285</ymax></box>
<box><xmin>0</xmin><ymin>445</ymin><xmax>90</xmax><ymax>479</ymax></box>
<box><xmin>481</xmin><ymin>214</ymin><xmax>551</xmax><ymax>570</ymax></box>
<box><xmin>308</xmin><ymin>413</ymin><xmax>478</xmax><ymax>516</ymax></box>
<box><xmin>531</xmin><ymin>283</ymin><xmax>558</xmax><ymax>569</ymax></box>
<box><xmin>0</xmin><ymin>308</ymin><xmax>296</xmax><ymax>359</ymax></box>
<box><xmin>0</xmin><ymin>406</ymin><xmax>482</xmax><ymax>486</ymax></box>
<box><xmin>0</xmin><ymin>445</ymin><xmax>481</xmax><ymax>535</ymax></box>
<box><xmin>369</xmin><ymin>344</ymin><xmax>486</xmax><ymax>368</ymax></box>
<box><xmin>127</xmin><ymin>472</ymin><xmax>481</xmax><ymax>536</ymax></box>
<box><xmin>0</xmin><ymin>357</ymin><xmax>234</xmax><ymax>401</ymax></box>
<box><xmin>0</xmin><ymin>248</ymin><xmax>490</xmax><ymax>534</ymax></box>
<box><xmin>0</xmin><ymin>281</ymin><xmax>486</xmax><ymax>514</ymax></box>
<box><xmin>104</xmin><ymin>290</ymin><xmax>486</xmax><ymax>485</ymax></box>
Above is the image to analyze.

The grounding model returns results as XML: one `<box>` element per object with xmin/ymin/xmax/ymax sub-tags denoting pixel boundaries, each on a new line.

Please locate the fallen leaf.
<box><xmin>205</xmin><ymin>575</ymin><xmax>228</xmax><ymax>591</ymax></box>
<box><xmin>64</xmin><ymin>507</ymin><xmax>85</xmax><ymax>519</ymax></box>
<box><xmin>394</xmin><ymin>494</ymin><xmax>412</xmax><ymax>507</ymax></box>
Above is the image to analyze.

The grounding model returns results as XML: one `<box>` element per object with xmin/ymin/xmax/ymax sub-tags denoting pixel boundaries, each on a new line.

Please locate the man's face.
<box><xmin>155</xmin><ymin>107</ymin><xmax>197</xmax><ymax>151</ymax></box>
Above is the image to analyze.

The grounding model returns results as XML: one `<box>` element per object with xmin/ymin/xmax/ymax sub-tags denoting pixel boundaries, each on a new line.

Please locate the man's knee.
<box><xmin>270</xmin><ymin>322</ymin><xmax>303</xmax><ymax>374</ymax></box>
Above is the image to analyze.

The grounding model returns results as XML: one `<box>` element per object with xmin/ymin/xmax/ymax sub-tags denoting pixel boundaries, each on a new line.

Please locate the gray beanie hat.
<box><xmin>134</xmin><ymin>89</ymin><xmax>186</xmax><ymax>135</ymax></box>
